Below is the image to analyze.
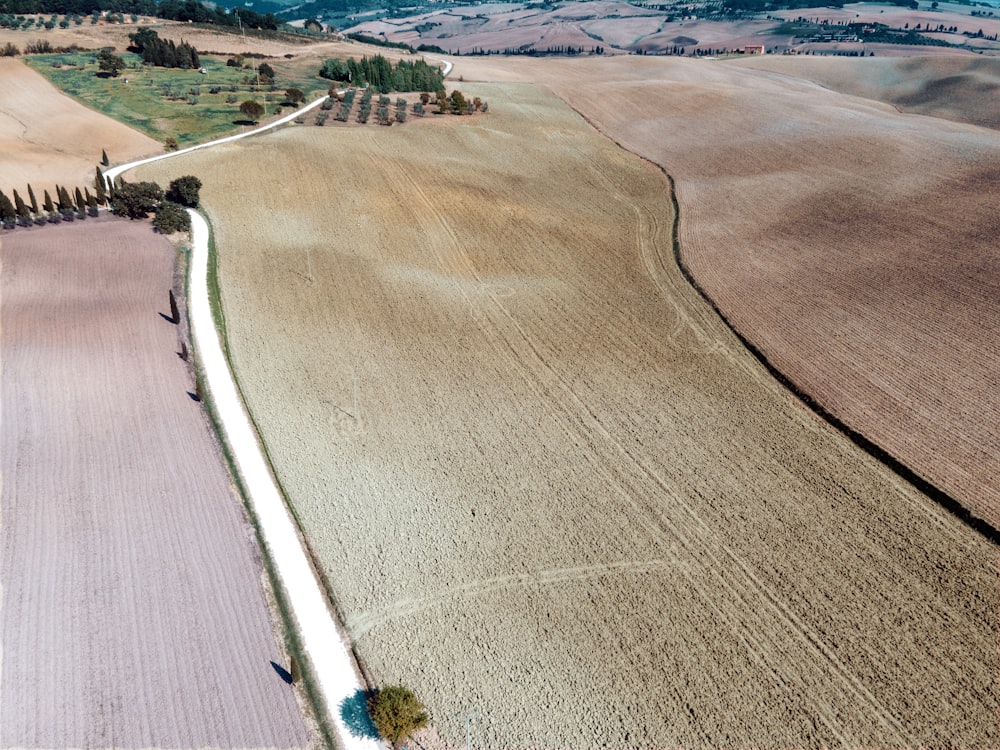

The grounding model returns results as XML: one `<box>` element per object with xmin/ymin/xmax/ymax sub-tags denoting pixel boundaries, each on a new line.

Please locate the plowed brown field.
<box><xmin>457</xmin><ymin>54</ymin><xmax>1000</xmax><ymax>531</ymax></box>
<box><xmin>0</xmin><ymin>58</ymin><xmax>158</xmax><ymax>191</ymax></box>
<box><xmin>137</xmin><ymin>83</ymin><xmax>998</xmax><ymax>747</ymax></box>
<box><xmin>0</xmin><ymin>218</ymin><xmax>309</xmax><ymax>748</ymax></box>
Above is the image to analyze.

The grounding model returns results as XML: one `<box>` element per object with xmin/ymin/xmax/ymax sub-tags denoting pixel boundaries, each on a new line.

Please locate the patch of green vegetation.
<box><xmin>25</xmin><ymin>51</ymin><xmax>329</xmax><ymax>146</ymax></box>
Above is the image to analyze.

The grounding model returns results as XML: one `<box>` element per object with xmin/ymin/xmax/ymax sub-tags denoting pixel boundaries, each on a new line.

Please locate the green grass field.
<box><xmin>26</xmin><ymin>51</ymin><xmax>330</xmax><ymax>145</ymax></box>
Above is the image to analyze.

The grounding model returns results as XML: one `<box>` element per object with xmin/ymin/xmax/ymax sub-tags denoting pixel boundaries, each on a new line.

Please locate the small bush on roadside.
<box><xmin>367</xmin><ymin>686</ymin><xmax>429</xmax><ymax>750</ymax></box>
<box><xmin>153</xmin><ymin>200</ymin><xmax>190</xmax><ymax>234</ymax></box>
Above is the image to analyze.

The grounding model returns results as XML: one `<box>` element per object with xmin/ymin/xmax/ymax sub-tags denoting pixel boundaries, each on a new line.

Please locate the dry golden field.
<box><xmin>137</xmin><ymin>82</ymin><xmax>998</xmax><ymax>747</ymax></box>
<box><xmin>0</xmin><ymin>57</ymin><xmax>159</xmax><ymax>191</ymax></box>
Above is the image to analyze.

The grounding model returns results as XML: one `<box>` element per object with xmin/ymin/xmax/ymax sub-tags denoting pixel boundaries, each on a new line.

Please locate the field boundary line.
<box><xmin>555</xmin><ymin>97</ymin><xmax>1000</xmax><ymax>547</ymax></box>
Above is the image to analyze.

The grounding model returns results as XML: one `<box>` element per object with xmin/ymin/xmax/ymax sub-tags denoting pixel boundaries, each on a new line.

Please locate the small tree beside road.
<box><xmin>367</xmin><ymin>685</ymin><xmax>429</xmax><ymax>750</ymax></box>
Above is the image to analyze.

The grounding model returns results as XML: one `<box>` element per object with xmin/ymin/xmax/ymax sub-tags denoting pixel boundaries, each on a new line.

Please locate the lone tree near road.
<box><xmin>239</xmin><ymin>100</ymin><xmax>264</xmax><ymax>123</ymax></box>
<box><xmin>367</xmin><ymin>685</ymin><xmax>429</xmax><ymax>749</ymax></box>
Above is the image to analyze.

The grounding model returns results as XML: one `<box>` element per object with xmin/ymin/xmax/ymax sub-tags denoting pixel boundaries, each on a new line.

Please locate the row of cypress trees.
<box><xmin>0</xmin><ymin>168</ymin><xmax>110</xmax><ymax>228</ymax></box>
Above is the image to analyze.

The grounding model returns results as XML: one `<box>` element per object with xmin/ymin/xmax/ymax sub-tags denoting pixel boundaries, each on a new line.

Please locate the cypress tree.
<box><xmin>85</xmin><ymin>187</ymin><xmax>96</xmax><ymax>208</ymax></box>
<box><xmin>42</xmin><ymin>189</ymin><xmax>54</xmax><ymax>213</ymax></box>
<box><xmin>74</xmin><ymin>187</ymin><xmax>85</xmax><ymax>212</ymax></box>
<box><xmin>57</xmin><ymin>185</ymin><xmax>73</xmax><ymax>211</ymax></box>
<box><xmin>27</xmin><ymin>183</ymin><xmax>38</xmax><ymax>213</ymax></box>
<box><xmin>0</xmin><ymin>190</ymin><xmax>15</xmax><ymax>221</ymax></box>
<box><xmin>101</xmin><ymin>149</ymin><xmax>109</xmax><ymax>166</ymax></box>
<box><xmin>12</xmin><ymin>189</ymin><xmax>29</xmax><ymax>217</ymax></box>
<box><xmin>95</xmin><ymin>168</ymin><xmax>107</xmax><ymax>204</ymax></box>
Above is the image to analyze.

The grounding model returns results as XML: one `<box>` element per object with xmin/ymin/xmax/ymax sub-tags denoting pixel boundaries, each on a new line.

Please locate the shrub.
<box><xmin>153</xmin><ymin>200</ymin><xmax>190</xmax><ymax>233</ymax></box>
<box><xmin>367</xmin><ymin>686</ymin><xmax>429</xmax><ymax>749</ymax></box>
<box><xmin>165</xmin><ymin>175</ymin><xmax>201</xmax><ymax>207</ymax></box>
<box><xmin>1</xmin><ymin>42</ymin><xmax>19</xmax><ymax>56</ymax></box>
<box><xmin>111</xmin><ymin>180</ymin><xmax>163</xmax><ymax>219</ymax></box>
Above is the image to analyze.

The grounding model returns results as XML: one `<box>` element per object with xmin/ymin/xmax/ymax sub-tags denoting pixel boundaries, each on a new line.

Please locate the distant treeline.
<box><xmin>0</xmin><ymin>0</ymin><xmax>283</xmax><ymax>30</ymax></box>
<box><xmin>471</xmin><ymin>45</ymin><xmax>605</xmax><ymax>56</ymax></box>
<box><xmin>319</xmin><ymin>53</ymin><xmax>444</xmax><ymax>93</ymax></box>
<box><xmin>722</xmin><ymin>0</ymin><xmax>916</xmax><ymax>13</ymax></box>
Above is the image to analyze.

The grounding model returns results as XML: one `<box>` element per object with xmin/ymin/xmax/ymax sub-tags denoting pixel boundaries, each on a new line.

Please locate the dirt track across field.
<box><xmin>0</xmin><ymin>218</ymin><xmax>309</xmax><ymax>748</ymax></box>
<box><xmin>138</xmin><ymin>82</ymin><xmax>999</xmax><ymax>748</ymax></box>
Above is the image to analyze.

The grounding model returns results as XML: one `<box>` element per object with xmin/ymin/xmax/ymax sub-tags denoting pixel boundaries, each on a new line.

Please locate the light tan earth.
<box><xmin>0</xmin><ymin>57</ymin><xmax>159</xmax><ymax>195</ymax></box>
<box><xmin>136</xmin><ymin>82</ymin><xmax>998</xmax><ymax>748</ymax></box>
<box><xmin>0</xmin><ymin>217</ymin><xmax>310</xmax><ymax>749</ymax></box>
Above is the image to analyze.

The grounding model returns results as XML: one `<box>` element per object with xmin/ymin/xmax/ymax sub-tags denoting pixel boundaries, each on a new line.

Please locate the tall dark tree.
<box><xmin>95</xmin><ymin>167</ymin><xmax>108</xmax><ymax>204</ymax></box>
<box><xmin>12</xmin><ymin>190</ymin><xmax>29</xmax><ymax>218</ymax></box>
<box><xmin>42</xmin><ymin>189</ymin><xmax>54</xmax><ymax>213</ymax></box>
<box><xmin>0</xmin><ymin>191</ymin><xmax>15</xmax><ymax>222</ymax></box>
<box><xmin>101</xmin><ymin>149</ymin><xmax>109</xmax><ymax>166</ymax></box>
<box><xmin>26</xmin><ymin>183</ymin><xmax>38</xmax><ymax>213</ymax></box>
<box><xmin>74</xmin><ymin>187</ymin><xmax>86</xmax><ymax>213</ymax></box>
<box><xmin>57</xmin><ymin>185</ymin><xmax>73</xmax><ymax>211</ymax></box>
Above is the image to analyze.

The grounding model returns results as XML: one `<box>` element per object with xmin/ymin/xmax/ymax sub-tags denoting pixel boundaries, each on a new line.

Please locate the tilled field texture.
<box><xmin>0</xmin><ymin>58</ymin><xmax>159</xmax><ymax>192</ymax></box>
<box><xmin>0</xmin><ymin>218</ymin><xmax>309</xmax><ymax>748</ymax></box>
<box><xmin>138</xmin><ymin>83</ymin><xmax>998</xmax><ymax>747</ymax></box>
<box><xmin>459</xmin><ymin>54</ymin><xmax>1000</xmax><ymax>532</ymax></box>
<box><xmin>735</xmin><ymin>55</ymin><xmax>1000</xmax><ymax>131</ymax></box>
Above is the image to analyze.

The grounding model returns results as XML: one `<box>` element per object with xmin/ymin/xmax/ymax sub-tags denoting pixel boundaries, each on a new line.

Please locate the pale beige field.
<box><xmin>0</xmin><ymin>57</ymin><xmax>159</xmax><ymax>192</ymax></box>
<box><xmin>137</xmin><ymin>82</ymin><xmax>998</xmax><ymax>747</ymax></box>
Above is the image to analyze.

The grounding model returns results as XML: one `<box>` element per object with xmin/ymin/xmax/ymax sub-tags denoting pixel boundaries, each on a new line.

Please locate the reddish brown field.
<box><xmin>457</xmin><ymin>54</ymin><xmax>1000</xmax><ymax>528</ymax></box>
<box><xmin>0</xmin><ymin>218</ymin><xmax>309</xmax><ymax>748</ymax></box>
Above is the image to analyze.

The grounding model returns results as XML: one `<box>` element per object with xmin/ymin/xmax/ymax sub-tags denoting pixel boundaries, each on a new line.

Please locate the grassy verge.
<box><xmin>25</xmin><ymin>51</ymin><xmax>330</xmax><ymax>146</ymax></box>
<box><xmin>189</xmin><ymin>211</ymin><xmax>340</xmax><ymax>750</ymax></box>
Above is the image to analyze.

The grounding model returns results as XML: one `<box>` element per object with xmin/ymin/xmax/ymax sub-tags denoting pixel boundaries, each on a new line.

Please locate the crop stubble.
<box><xmin>138</xmin><ymin>83</ymin><xmax>997</xmax><ymax>747</ymax></box>
<box><xmin>0</xmin><ymin>219</ymin><xmax>308</xmax><ymax>748</ymax></box>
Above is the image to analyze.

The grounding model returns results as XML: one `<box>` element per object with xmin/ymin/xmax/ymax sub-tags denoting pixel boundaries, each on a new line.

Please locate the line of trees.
<box><xmin>128</xmin><ymin>26</ymin><xmax>199</xmax><ymax>68</ymax></box>
<box><xmin>0</xmin><ymin>178</ymin><xmax>104</xmax><ymax>228</ymax></box>
<box><xmin>319</xmin><ymin>54</ymin><xmax>444</xmax><ymax>94</ymax></box>
<box><xmin>0</xmin><ymin>0</ymin><xmax>283</xmax><ymax>31</ymax></box>
<box><xmin>0</xmin><ymin>171</ymin><xmax>200</xmax><ymax>234</ymax></box>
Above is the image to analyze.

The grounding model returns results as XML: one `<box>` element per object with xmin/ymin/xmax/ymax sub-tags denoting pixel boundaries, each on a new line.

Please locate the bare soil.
<box><xmin>0</xmin><ymin>217</ymin><xmax>310</xmax><ymax>748</ymax></box>
<box><xmin>0</xmin><ymin>57</ymin><xmax>159</xmax><ymax>193</ymax></box>
<box><xmin>456</xmin><ymin>52</ymin><xmax>1000</xmax><ymax>530</ymax></box>
<box><xmin>735</xmin><ymin>54</ymin><xmax>1000</xmax><ymax>129</ymax></box>
<box><xmin>137</xmin><ymin>82</ymin><xmax>998</xmax><ymax>748</ymax></box>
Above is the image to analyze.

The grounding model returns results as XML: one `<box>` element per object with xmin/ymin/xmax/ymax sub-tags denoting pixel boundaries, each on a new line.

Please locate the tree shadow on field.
<box><xmin>340</xmin><ymin>688</ymin><xmax>380</xmax><ymax>740</ymax></box>
<box><xmin>270</xmin><ymin>660</ymin><xmax>293</xmax><ymax>684</ymax></box>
